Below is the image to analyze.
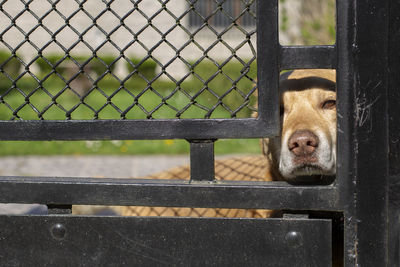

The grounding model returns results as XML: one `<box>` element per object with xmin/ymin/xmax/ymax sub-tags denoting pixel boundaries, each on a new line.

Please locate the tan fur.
<box><xmin>286</xmin><ymin>69</ymin><xmax>335</xmax><ymax>81</ymax></box>
<box><xmin>265</xmin><ymin>69</ymin><xmax>336</xmax><ymax>181</ymax></box>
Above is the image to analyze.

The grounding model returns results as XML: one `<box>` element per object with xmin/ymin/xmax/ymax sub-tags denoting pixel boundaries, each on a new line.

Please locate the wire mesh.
<box><xmin>0</xmin><ymin>0</ymin><xmax>257</xmax><ymax>121</ymax></box>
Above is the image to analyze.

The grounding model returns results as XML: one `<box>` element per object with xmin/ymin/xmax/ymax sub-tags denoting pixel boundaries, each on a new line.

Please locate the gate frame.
<box><xmin>0</xmin><ymin>0</ymin><xmax>396</xmax><ymax>266</ymax></box>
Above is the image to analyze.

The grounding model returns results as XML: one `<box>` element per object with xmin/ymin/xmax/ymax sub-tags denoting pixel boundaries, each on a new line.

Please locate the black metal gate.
<box><xmin>0</xmin><ymin>0</ymin><xmax>397</xmax><ymax>266</ymax></box>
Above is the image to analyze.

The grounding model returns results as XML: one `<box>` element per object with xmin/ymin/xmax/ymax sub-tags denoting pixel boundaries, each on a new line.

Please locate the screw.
<box><xmin>285</xmin><ymin>231</ymin><xmax>303</xmax><ymax>248</ymax></box>
<box><xmin>51</xmin><ymin>223</ymin><xmax>66</xmax><ymax>240</ymax></box>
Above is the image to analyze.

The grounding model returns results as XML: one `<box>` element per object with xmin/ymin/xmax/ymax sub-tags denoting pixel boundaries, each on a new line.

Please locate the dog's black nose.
<box><xmin>288</xmin><ymin>130</ymin><xmax>319</xmax><ymax>157</ymax></box>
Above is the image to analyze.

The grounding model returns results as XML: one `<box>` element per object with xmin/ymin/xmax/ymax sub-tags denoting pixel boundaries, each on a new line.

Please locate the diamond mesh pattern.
<box><xmin>0</xmin><ymin>0</ymin><xmax>257</xmax><ymax>120</ymax></box>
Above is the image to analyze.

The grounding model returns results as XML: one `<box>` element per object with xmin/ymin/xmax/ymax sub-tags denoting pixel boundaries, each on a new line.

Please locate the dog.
<box><xmin>263</xmin><ymin>69</ymin><xmax>336</xmax><ymax>184</ymax></box>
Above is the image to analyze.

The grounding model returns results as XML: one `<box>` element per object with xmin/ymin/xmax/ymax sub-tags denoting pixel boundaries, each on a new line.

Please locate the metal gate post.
<box><xmin>388</xmin><ymin>0</ymin><xmax>400</xmax><ymax>265</ymax></box>
<box><xmin>337</xmin><ymin>0</ymin><xmax>390</xmax><ymax>265</ymax></box>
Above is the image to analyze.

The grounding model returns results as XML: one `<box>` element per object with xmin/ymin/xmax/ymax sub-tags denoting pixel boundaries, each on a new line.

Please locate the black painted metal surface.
<box><xmin>0</xmin><ymin>216</ymin><xmax>331</xmax><ymax>267</ymax></box>
<box><xmin>280</xmin><ymin>46</ymin><xmax>336</xmax><ymax>70</ymax></box>
<box><xmin>388</xmin><ymin>0</ymin><xmax>400</xmax><ymax>266</ymax></box>
<box><xmin>335</xmin><ymin>0</ymin><xmax>389</xmax><ymax>265</ymax></box>
<box><xmin>389</xmin><ymin>0</ymin><xmax>400</xmax><ymax>177</ymax></box>
<box><xmin>0</xmin><ymin>119</ymin><xmax>276</xmax><ymax>140</ymax></box>
<box><xmin>0</xmin><ymin>0</ymin><xmax>279</xmax><ymax>141</ymax></box>
<box><xmin>189</xmin><ymin>140</ymin><xmax>215</xmax><ymax>181</ymax></box>
<box><xmin>0</xmin><ymin>0</ymin><xmax>396</xmax><ymax>266</ymax></box>
<box><xmin>0</xmin><ymin>176</ymin><xmax>338</xmax><ymax>211</ymax></box>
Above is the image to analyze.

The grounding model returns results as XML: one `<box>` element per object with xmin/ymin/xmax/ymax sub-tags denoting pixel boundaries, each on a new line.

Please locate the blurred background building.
<box><xmin>0</xmin><ymin>0</ymin><xmax>334</xmax><ymax>79</ymax></box>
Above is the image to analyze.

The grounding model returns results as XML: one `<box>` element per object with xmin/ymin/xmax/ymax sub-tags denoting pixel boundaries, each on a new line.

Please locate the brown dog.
<box><xmin>263</xmin><ymin>69</ymin><xmax>336</xmax><ymax>183</ymax></box>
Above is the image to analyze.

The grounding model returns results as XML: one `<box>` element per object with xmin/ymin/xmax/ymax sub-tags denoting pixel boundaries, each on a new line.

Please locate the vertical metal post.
<box><xmin>189</xmin><ymin>140</ymin><xmax>215</xmax><ymax>182</ymax></box>
<box><xmin>336</xmin><ymin>0</ymin><xmax>358</xmax><ymax>265</ymax></box>
<box><xmin>388</xmin><ymin>0</ymin><xmax>400</xmax><ymax>178</ymax></box>
<box><xmin>353</xmin><ymin>1</ymin><xmax>389</xmax><ymax>265</ymax></box>
<box><xmin>257</xmin><ymin>0</ymin><xmax>280</xmax><ymax>135</ymax></box>
<box><xmin>337</xmin><ymin>0</ymin><xmax>389</xmax><ymax>265</ymax></box>
<box><xmin>388</xmin><ymin>0</ymin><xmax>400</xmax><ymax>265</ymax></box>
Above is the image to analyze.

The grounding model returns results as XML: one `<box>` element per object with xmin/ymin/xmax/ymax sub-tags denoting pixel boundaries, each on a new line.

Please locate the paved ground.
<box><xmin>0</xmin><ymin>155</ymin><xmax>191</xmax><ymax>214</ymax></box>
<box><xmin>0</xmin><ymin>155</ymin><xmax>190</xmax><ymax>178</ymax></box>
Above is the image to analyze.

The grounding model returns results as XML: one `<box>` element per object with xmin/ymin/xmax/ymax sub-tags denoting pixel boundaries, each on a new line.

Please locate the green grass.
<box><xmin>0</xmin><ymin>59</ymin><xmax>257</xmax><ymax>120</ymax></box>
<box><xmin>0</xmin><ymin>59</ymin><xmax>260</xmax><ymax>156</ymax></box>
<box><xmin>0</xmin><ymin>139</ymin><xmax>262</xmax><ymax>156</ymax></box>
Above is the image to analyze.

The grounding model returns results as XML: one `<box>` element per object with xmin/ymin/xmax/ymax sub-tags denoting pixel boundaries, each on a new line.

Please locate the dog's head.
<box><xmin>264</xmin><ymin>69</ymin><xmax>336</xmax><ymax>184</ymax></box>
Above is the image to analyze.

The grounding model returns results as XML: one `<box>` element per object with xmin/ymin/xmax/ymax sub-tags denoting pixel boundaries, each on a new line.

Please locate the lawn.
<box><xmin>0</xmin><ymin>58</ymin><xmax>257</xmax><ymax>120</ymax></box>
<box><xmin>0</xmin><ymin>139</ymin><xmax>262</xmax><ymax>156</ymax></box>
<box><xmin>0</xmin><ymin>59</ymin><xmax>261</xmax><ymax>156</ymax></box>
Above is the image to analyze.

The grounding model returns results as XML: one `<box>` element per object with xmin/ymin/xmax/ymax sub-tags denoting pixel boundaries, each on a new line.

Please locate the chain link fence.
<box><xmin>0</xmin><ymin>0</ymin><xmax>257</xmax><ymax>121</ymax></box>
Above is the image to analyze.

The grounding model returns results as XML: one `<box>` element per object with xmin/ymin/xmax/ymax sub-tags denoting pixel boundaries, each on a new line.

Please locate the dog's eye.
<box><xmin>321</xmin><ymin>99</ymin><xmax>336</xmax><ymax>110</ymax></box>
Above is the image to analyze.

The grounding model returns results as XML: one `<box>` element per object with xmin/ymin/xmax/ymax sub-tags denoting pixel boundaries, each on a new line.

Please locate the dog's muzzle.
<box><xmin>288</xmin><ymin>130</ymin><xmax>319</xmax><ymax>164</ymax></box>
<box><xmin>279</xmin><ymin>129</ymin><xmax>336</xmax><ymax>183</ymax></box>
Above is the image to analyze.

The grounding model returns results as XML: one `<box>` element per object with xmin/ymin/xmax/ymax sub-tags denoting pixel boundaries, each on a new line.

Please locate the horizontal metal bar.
<box><xmin>0</xmin><ymin>118</ymin><xmax>278</xmax><ymax>140</ymax></box>
<box><xmin>280</xmin><ymin>45</ymin><xmax>336</xmax><ymax>70</ymax></box>
<box><xmin>0</xmin><ymin>176</ymin><xmax>339</xmax><ymax>211</ymax></box>
<box><xmin>0</xmin><ymin>216</ymin><xmax>332</xmax><ymax>266</ymax></box>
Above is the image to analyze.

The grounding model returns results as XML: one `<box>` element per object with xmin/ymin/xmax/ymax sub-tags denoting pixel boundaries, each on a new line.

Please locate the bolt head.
<box><xmin>285</xmin><ymin>231</ymin><xmax>303</xmax><ymax>248</ymax></box>
<box><xmin>51</xmin><ymin>223</ymin><xmax>66</xmax><ymax>240</ymax></box>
